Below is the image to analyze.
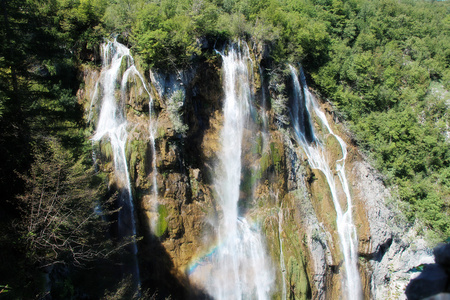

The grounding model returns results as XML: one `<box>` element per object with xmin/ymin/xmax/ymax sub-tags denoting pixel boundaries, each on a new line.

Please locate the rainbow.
<box><xmin>186</xmin><ymin>217</ymin><xmax>263</xmax><ymax>275</ymax></box>
<box><xmin>186</xmin><ymin>241</ymin><xmax>222</xmax><ymax>275</ymax></box>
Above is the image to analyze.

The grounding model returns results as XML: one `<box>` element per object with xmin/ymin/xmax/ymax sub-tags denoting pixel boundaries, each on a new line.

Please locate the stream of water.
<box><xmin>189</xmin><ymin>44</ymin><xmax>274</xmax><ymax>300</ymax></box>
<box><xmin>91</xmin><ymin>39</ymin><xmax>155</xmax><ymax>287</ymax></box>
<box><xmin>290</xmin><ymin>65</ymin><xmax>362</xmax><ymax>300</ymax></box>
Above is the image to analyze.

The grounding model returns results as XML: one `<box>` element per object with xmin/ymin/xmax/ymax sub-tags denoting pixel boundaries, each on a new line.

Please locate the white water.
<box><xmin>92</xmin><ymin>41</ymin><xmax>136</xmax><ymax>233</ymax></box>
<box><xmin>120</xmin><ymin>62</ymin><xmax>158</xmax><ymax>203</ymax></box>
<box><xmin>289</xmin><ymin>65</ymin><xmax>362</xmax><ymax>299</ymax></box>
<box><xmin>193</xmin><ymin>44</ymin><xmax>273</xmax><ymax>299</ymax></box>
<box><xmin>147</xmin><ymin>74</ymin><xmax>158</xmax><ymax>233</ymax></box>
<box><xmin>149</xmin><ymin>101</ymin><xmax>158</xmax><ymax>202</ymax></box>
<box><xmin>92</xmin><ymin>40</ymin><xmax>155</xmax><ymax>286</ymax></box>
<box><xmin>258</xmin><ymin>67</ymin><xmax>271</xmax><ymax>155</ymax></box>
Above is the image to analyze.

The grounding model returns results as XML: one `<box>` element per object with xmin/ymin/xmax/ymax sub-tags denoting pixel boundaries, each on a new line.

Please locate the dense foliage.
<box><xmin>0</xmin><ymin>0</ymin><xmax>449</xmax><ymax>297</ymax></box>
<box><xmin>309</xmin><ymin>0</ymin><xmax>450</xmax><ymax>238</ymax></box>
<box><xmin>0</xmin><ymin>0</ymin><xmax>119</xmax><ymax>298</ymax></box>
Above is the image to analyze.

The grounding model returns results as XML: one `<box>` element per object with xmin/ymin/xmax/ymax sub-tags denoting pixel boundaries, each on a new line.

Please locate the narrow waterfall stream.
<box><xmin>91</xmin><ymin>40</ymin><xmax>154</xmax><ymax>287</ymax></box>
<box><xmin>289</xmin><ymin>66</ymin><xmax>362</xmax><ymax>300</ymax></box>
<box><xmin>149</xmin><ymin>102</ymin><xmax>158</xmax><ymax>202</ymax></box>
<box><xmin>122</xmin><ymin>57</ymin><xmax>159</xmax><ymax>233</ymax></box>
<box><xmin>120</xmin><ymin>54</ymin><xmax>158</xmax><ymax>202</ymax></box>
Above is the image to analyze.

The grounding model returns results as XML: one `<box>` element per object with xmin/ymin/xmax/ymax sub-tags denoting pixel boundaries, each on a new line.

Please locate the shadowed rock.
<box><xmin>406</xmin><ymin>243</ymin><xmax>450</xmax><ymax>300</ymax></box>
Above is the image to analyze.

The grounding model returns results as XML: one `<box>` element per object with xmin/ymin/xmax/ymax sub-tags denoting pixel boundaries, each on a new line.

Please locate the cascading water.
<box><xmin>190</xmin><ymin>44</ymin><xmax>273</xmax><ymax>299</ymax></box>
<box><xmin>149</xmin><ymin>99</ymin><xmax>158</xmax><ymax>203</ymax></box>
<box><xmin>91</xmin><ymin>39</ymin><xmax>154</xmax><ymax>286</ymax></box>
<box><xmin>121</xmin><ymin>55</ymin><xmax>158</xmax><ymax>208</ymax></box>
<box><xmin>258</xmin><ymin>66</ymin><xmax>271</xmax><ymax>156</ymax></box>
<box><xmin>289</xmin><ymin>65</ymin><xmax>362</xmax><ymax>299</ymax></box>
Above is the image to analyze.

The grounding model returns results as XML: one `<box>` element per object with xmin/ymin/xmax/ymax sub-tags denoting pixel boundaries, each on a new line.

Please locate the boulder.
<box><xmin>434</xmin><ymin>243</ymin><xmax>450</xmax><ymax>268</ymax></box>
<box><xmin>406</xmin><ymin>264</ymin><xmax>449</xmax><ymax>300</ymax></box>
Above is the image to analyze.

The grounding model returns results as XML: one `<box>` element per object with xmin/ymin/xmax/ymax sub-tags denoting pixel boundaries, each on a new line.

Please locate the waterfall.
<box><xmin>190</xmin><ymin>44</ymin><xmax>274</xmax><ymax>299</ymax></box>
<box><xmin>289</xmin><ymin>65</ymin><xmax>362</xmax><ymax>299</ymax></box>
<box><xmin>259</xmin><ymin>67</ymin><xmax>269</xmax><ymax>131</ymax></box>
<box><xmin>149</xmin><ymin>98</ymin><xmax>158</xmax><ymax>203</ymax></box>
<box><xmin>211</xmin><ymin>43</ymin><xmax>273</xmax><ymax>300</ymax></box>
<box><xmin>91</xmin><ymin>39</ymin><xmax>153</xmax><ymax>286</ymax></box>
<box><xmin>258</xmin><ymin>66</ymin><xmax>271</xmax><ymax>156</ymax></box>
<box><xmin>120</xmin><ymin>63</ymin><xmax>158</xmax><ymax>202</ymax></box>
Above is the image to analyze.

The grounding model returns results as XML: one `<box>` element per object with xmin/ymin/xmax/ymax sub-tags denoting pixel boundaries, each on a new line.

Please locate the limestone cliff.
<box><xmin>78</xmin><ymin>41</ymin><xmax>432</xmax><ymax>300</ymax></box>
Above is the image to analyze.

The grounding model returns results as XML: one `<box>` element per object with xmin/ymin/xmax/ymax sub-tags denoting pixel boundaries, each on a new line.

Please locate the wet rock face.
<box><xmin>348</xmin><ymin>158</ymin><xmax>439</xmax><ymax>299</ymax></box>
<box><xmin>81</xmin><ymin>52</ymin><xmax>434</xmax><ymax>299</ymax></box>
<box><xmin>350</xmin><ymin>160</ymin><xmax>393</xmax><ymax>258</ymax></box>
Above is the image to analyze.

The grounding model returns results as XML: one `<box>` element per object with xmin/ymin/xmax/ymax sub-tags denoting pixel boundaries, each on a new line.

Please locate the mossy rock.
<box><xmin>100</xmin><ymin>141</ymin><xmax>113</xmax><ymax>161</ymax></box>
<box><xmin>286</xmin><ymin>256</ymin><xmax>310</xmax><ymax>300</ymax></box>
<box><xmin>325</xmin><ymin>134</ymin><xmax>343</xmax><ymax>163</ymax></box>
<box><xmin>155</xmin><ymin>205</ymin><xmax>169</xmax><ymax>237</ymax></box>
<box><xmin>126</xmin><ymin>139</ymin><xmax>149</xmax><ymax>189</ymax></box>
